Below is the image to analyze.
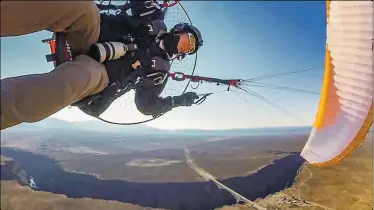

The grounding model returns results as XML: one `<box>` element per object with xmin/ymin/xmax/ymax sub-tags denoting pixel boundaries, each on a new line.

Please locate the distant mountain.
<box><xmin>168</xmin><ymin>126</ymin><xmax>313</xmax><ymax>136</ymax></box>
<box><xmin>2</xmin><ymin>118</ymin><xmax>162</xmax><ymax>134</ymax></box>
<box><xmin>2</xmin><ymin>117</ymin><xmax>313</xmax><ymax>137</ymax></box>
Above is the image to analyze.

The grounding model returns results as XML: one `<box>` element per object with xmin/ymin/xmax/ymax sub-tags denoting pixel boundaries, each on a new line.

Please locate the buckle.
<box><xmin>144</xmin><ymin>1</ymin><xmax>156</xmax><ymax>8</ymax></box>
<box><xmin>146</xmin><ymin>72</ymin><xmax>166</xmax><ymax>85</ymax></box>
<box><xmin>154</xmin><ymin>76</ymin><xmax>163</xmax><ymax>85</ymax></box>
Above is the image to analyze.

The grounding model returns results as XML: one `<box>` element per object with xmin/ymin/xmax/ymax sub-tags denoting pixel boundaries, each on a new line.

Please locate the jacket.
<box><xmin>75</xmin><ymin>0</ymin><xmax>176</xmax><ymax>118</ymax></box>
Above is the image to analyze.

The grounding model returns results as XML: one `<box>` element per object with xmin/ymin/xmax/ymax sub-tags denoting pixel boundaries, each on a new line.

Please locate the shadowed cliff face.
<box><xmin>1</xmin><ymin>159</ymin><xmax>29</xmax><ymax>186</ymax></box>
<box><xmin>1</xmin><ymin>148</ymin><xmax>304</xmax><ymax>210</ymax></box>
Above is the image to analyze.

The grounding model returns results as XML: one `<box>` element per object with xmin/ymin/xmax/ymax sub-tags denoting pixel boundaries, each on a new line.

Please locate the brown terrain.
<box><xmin>2</xmin><ymin>126</ymin><xmax>368</xmax><ymax>210</ymax></box>
<box><xmin>189</xmin><ymin>135</ymin><xmax>306</xmax><ymax>180</ymax></box>
<box><xmin>218</xmin><ymin>133</ymin><xmax>373</xmax><ymax>210</ymax></box>
<box><xmin>1</xmin><ymin>128</ymin><xmax>308</xmax><ymax>210</ymax></box>
<box><xmin>1</xmin><ymin>155</ymin><xmax>163</xmax><ymax>210</ymax></box>
<box><xmin>1</xmin><ymin>181</ymin><xmax>164</xmax><ymax>210</ymax></box>
<box><xmin>1</xmin><ymin>155</ymin><xmax>165</xmax><ymax>210</ymax></box>
<box><xmin>1</xmin><ymin>130</ymin><xmax>307</xmax><ymax>183</ymax></box>
<box><xmin>58</xmin><ymin>135</ymin><xmax>306</xmax><ymax>183</ymax></box>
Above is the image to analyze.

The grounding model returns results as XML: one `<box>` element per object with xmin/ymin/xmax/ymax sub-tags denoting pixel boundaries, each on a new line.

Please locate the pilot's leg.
<box><xmin>1</xmin><ymin>1</ymin><xmax>100</xmax><ymax>54</ymax></box>
<box><xmin>1</xmin><ymin>1</ymin><xmax>109</xmax><ymax>130</ymax></box>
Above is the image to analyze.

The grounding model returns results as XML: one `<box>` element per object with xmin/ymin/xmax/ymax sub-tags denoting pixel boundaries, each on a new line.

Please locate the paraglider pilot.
<box><xmin>0</xmin><ymin>0</ymin><xmax>204</xmax><ymax>130</ymax></box>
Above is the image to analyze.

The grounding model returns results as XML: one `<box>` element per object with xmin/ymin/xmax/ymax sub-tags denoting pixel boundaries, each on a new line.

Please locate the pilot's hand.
<box><xmin>173</xmin><ymin>92</ymin><xmax>199</xmax><ymax>107</ymax></box>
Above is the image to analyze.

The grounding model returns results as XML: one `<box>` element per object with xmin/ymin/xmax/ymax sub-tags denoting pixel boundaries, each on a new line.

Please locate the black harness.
<box><xmin>72</xmin><ymin>5</ymin><xmax>173</xmax><ymax>117</ymax></box>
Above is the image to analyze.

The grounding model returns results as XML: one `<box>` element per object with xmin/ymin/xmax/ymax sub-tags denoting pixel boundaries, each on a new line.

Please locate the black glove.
<box><xmin>173</xmin><ymin>92</ymin><xmax>199</xmax><ymax>107</ymax></box>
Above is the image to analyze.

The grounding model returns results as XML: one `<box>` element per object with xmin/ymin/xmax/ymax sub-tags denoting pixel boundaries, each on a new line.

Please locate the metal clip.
<box><xmin>144</xmin><ymin>1</ymin><xmax>156</xmax><ymax>8</ymax></box>
<box><xmin>153</xmin><ymin>76</ymin><xmax>164</xmax><ymax>85</ymax></box>
<box><xmin>171</xmin><ymin>72</ymin><xmax>185</xmax><ymax>81</ymax></box>
<box><xmin>147</xmin><ymin>72</ymin><xmax>166</xmax><ymax>85</ymax></box>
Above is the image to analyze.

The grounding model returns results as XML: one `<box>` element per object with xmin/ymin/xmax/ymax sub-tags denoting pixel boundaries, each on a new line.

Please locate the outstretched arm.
<box><xmin>135</xmin><ymin>73</ymin><xmax>199</xmax><ymax>116</ymax></box>
<box><xmin>134</xmin><ymin>75</ymin><xmax>174</xmax><ymax>116</ymax></box>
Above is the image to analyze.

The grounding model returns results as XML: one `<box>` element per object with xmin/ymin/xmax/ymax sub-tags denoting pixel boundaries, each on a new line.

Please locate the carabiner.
<box><xmin>170</xmin><ymin>72</ymin><xmax>186</xmax><ymax>81</ymax></box>
<box><xmin>144</xmin><ymin>1</ymin><xmax>157</xmax><ymax>9</ymax></box>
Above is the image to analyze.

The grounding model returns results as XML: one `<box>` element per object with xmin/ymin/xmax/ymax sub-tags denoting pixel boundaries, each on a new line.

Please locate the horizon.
<box><xmin>1</xmin><ymin>1</ymin><xmax>327</xmax><ymax>130</ymax></box>
<box><xmin>2</xmin><ymin>116</ymin><xmax>314</xmax><ymax>134</ymax></box>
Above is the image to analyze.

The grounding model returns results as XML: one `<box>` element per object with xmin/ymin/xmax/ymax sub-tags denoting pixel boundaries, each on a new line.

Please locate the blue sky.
<box><xmin>1</xmin><ymin>1</ymin><xmax>327</xmax><ymax>130</ymax></box>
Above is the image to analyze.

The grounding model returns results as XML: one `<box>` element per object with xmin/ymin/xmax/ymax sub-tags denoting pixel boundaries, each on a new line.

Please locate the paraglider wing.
<box><xmin>300</xmin><ymin>1</ymin><xmax>373</xmax><ymax>167</ymax></box>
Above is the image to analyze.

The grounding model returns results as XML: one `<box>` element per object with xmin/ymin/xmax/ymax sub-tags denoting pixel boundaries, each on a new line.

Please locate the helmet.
<box><xmin>170</xmin><ymin>23</ymin><xmax>204</xmax><ymax>55</ymax></box>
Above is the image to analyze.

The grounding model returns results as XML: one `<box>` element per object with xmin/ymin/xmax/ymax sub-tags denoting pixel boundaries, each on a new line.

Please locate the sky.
<box><xmin>1</xmin><ymin>1</ymin><xmax>327</xmax><ymax>130</ymax></box>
